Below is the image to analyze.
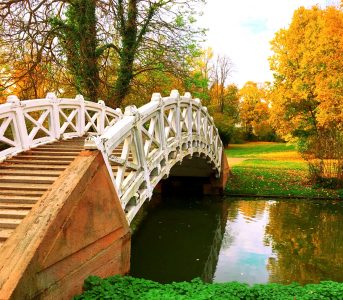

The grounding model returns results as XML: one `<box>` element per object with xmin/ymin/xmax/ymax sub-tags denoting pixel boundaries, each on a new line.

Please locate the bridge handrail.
<box><xmin>0</xmin><ymin>93</ymin><xmax>122</xmax><ymax>161</ymax></box>
<box><xmin>0</xmin><ymin>89</ymin><xmax>223</xmax><ymax>222</ymax></box>
<box><xmin>86</xmin><ymin>90</ymin><xmax>223</xmax><ymax>222</ymax></box>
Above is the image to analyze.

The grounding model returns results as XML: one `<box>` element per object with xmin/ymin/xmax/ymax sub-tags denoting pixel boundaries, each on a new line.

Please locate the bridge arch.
<box><xmin>85</xmin><ymin>90</ymin><xmax>224</xmax><ymax>222</ymax></box>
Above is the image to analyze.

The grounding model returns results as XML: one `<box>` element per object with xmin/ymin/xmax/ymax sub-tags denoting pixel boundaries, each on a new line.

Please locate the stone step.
<box><xmin>0</xmin><ymin>218</ymin><xmax>21</xmax><ymax>229</ymax></box>
<box><xmin>0</xmin><ymin>169</ymin><xmax>61</xmax><ymax>177</ymax></box>
<box><xmin>0</xmin><ymin>203</ymin><xmax>34</xmax><ymax>209</ymax></box>
<box><xmin>0</xmin><ymin>189</ymin><xmax>43</xmax><ymax>196</ymax></box>
<box><xmin>0</xmin><ymin>195</ymin><xmax>39</xmax><ymax>204</ymax></box>
<box><xmin>38</xmin><ymin>144</ymin><xmax>84</xmax><ymax>149</ymax></box>
<box><xmin>14</xmin><ymin>155</ymin><xmax>75</xmax><ymax>161</ymax></box>
<box><xmin>0</xmin><ymin>175</ymin><xmax>56</xmax><ymax>184</ymax></box>
<box><xmin>23</xmin><ymin>151</ymin><xmax>79</xmax><ymax>157</ymax></box>
<box><xmin>0</xmin><ymin>228</ymin><xmax>14</xmax><ymax>241</ymax></box>
<box><xmin>29</xmin><ymin>147</ymin><xmax>82</xmax><ymax>153</ymax></box>
<box><xmin>0</xmin><ymin>209</ymin><xmax>29</xmax><ymax>219</ymax></box>
<box><xmin>0</xmin><ymin>182</ymin><xmax>49</xmax><ymax>191</ymax></box>
<box><xmin>7</xmin><ymin>160</ymin><xmax>71</xmax><ymax>166</ymax></box>
<box><xmin>0</xmin><ymin>164</ymin><xmax>66</xmax><ymax>171</ymax></box>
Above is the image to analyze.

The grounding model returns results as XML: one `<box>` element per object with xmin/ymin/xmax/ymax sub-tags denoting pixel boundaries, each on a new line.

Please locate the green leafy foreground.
<box><xmin>74</xmin><ymin>275</ymin><xmax>343</xmax><ymax>300</ymax></box>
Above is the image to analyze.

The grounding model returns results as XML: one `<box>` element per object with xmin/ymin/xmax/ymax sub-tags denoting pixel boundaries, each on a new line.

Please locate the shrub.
<box><xmin>74</xmin><ymin>275</ymin><xmax>343</xmax><ymax>300</ymax></box>
<box><xmin>298</xmin><ymin>128</ymin><xmax>343</xmax><ymax>188</ymax></box>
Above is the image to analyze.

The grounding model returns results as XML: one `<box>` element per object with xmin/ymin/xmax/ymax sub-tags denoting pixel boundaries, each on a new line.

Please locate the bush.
<box><xmin>298</xmin><ymin>128</ymin><xmax>343</xmax><ymax>188</ymax></box>
<box><xmin>74</xmin><ymin>275</ymin><xmax>343</xmax><ymax>300</ymax></box>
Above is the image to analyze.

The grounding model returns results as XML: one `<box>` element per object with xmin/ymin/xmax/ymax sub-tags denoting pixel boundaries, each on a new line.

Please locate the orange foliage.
<box><xmin>239</xmin><ymin>81</ymin><xmax>273</xmax><ymax>138</ymax></box>
<box><xmin>269</xmin><ymin>5</ymin><xmax>343</xmax><ymax>140</ymax></box>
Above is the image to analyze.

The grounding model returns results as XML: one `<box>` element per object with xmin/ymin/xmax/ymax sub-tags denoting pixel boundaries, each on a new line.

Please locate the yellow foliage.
<box><xmin>239</xmin><ymin>81</ymin><xmax>273</xmax><ymax>138</ymax></box>
<box><xmin>269</xmin><ymin>5</ymin><xmax>343</xmax><ymax>140</ymax></box>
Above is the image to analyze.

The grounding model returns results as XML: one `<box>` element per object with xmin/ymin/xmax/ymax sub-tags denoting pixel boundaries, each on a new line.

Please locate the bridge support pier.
<box><xmin>0</xmin><ymin>151</ymin><xmax>130</xmax><ymax>300</ymax></box>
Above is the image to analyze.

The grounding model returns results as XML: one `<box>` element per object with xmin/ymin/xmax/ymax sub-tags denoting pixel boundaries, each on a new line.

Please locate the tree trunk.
<box><xmin>109</xmin><ymin>0</ymin><xmax>138</xmax><ymax>108</ymax></box>
<box><xmin>77</xmin><ymin>0</ymin><xmax>99</xmax><ymax>102</ymax></box>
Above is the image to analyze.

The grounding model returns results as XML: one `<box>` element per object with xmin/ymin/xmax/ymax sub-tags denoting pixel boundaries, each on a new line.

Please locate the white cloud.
<box><xmin>198</xmin><ymin>0</ymin><xmax>333</xmax><ymax>87</ymax></box>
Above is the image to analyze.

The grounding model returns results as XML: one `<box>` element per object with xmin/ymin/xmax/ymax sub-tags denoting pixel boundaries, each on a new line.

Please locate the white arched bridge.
<box><xmin>0</xmin><ymin>90</ymin><xmax>228</xmax><ymax>299</ymax></box>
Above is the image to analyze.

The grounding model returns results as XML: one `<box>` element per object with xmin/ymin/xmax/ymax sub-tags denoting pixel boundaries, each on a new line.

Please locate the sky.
<box><xmin>199</xmin><ymin>0</ymin><xmax>337</xmax><ymax>87</ymax></box>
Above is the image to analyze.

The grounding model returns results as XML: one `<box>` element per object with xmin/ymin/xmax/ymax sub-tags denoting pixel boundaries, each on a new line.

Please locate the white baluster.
<box><xmin>6</xmin><ymin>95</ymin><xmax>29</xmax><ymax>151</ymax></box>
<box><xmin>46</xmin><ymin>92</ymin><xmax>61</xmax><ymax>140</ymax></box>
<box><xmin>184</xmin><ymin>92</ymin><xmax>193</xmax><ymax>145</ymax></box>
<box><xmin>124</xmin><ymin>106</ymin><xmax>152</xmax><ymax>199</ymax></box>
<box><xmin>202</xmin><ymin>107</ymin><xmax>208</xmax><ymax>147</ymax></box>
<box><xmin>151</xmin><ymin>93</ymin><xmax>166</xmax><ymax>151</ymax></box>
<box><xmin>76</xmin><ymin>95</ymin><xmax>85</xmax><ymax>136</ymax></box>
<box><xmin>194</xmin><ymin>98</ymin><xmax>201</xmax><ymax>137</ymax></box>
<box><xmin>98</xmin><ymin>100</ymin><xmax>106</xmax><ymax>134</ymax></box>
<box><xmin>170</xmin><ymin>90</ymin><xmax>181</xmax><ymax>146</ymax></box>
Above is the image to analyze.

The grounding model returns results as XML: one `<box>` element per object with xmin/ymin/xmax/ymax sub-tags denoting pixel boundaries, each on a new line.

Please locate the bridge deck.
<box><xmin>0</xmin><ymin>137</ymin><xmax>86</xmax><ymax>248</ymax></box>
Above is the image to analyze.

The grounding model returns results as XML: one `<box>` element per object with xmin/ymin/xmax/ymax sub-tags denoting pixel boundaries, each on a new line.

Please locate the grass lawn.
<box><xmin>225</xmin><ymin>142</ymin><xmax>343</xmax><ymax>199</ymax></box>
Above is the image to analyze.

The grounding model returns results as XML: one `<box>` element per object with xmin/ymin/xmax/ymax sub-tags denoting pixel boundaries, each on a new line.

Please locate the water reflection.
<box><xmin>215</xmin><ymin>199</ymin><xmax>343</xmax><ymax>284</ymax></box>
<box><xmin>131</xmin><ymin>197</ymin><xmax>343</xmax><ymax>285</ymax></box>
<box><xmin>265</xmin><ymin>200</ymin><xmax>343</xmax><ymax>284</ymax></box>
<box><xmin>130</xmin><ymin>196</ymin><xmax>228</xmax><ymax>283</ymax></box>
<box><xmin>214</xmin><ymin>200</ymin><xmax>274</xmax><ymax>284</ymax></box>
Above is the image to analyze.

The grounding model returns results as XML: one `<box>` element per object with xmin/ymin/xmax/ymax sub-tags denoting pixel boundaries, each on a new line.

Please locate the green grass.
<box><xmin>225</xmin><ymin>142</ymin><xmax>296</xmax><ymax>158</ymax></box>
<box><xmin>226</xmin><ymin>143</ymin><xmax>343</xmax><ymax>199</ymax></box>
<box><xmin>75</xmin><ymin>275</ymin><xmax>343</xmax><ymax>300</ymax></box>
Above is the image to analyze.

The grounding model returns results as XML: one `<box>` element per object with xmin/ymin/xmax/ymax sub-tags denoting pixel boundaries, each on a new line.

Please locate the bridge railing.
<box><xmin>87</xmin><ymin>90</ymin><xmax>223</xmax><ymax>222</ymax></box>
<box><xmin>0</xmin><ymin>90</ymin><xmax>223</xmax><ymax>222</ymax></box>
<box><xmin>0</xmin><ymin>93</ymin><xmax>122</xmax><ymax>161</ymax></box>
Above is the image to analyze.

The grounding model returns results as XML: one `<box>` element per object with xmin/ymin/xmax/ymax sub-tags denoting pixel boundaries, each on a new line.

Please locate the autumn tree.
<box><xmin>0</xmin><ymin>0</ymin><xmax>206</xmax><ymax>106</ymax></box>
<box><xmin>0</xmin><ymin>1</ymin><xmax>65</xmax><ymax>99</ymax></box>
<box><xmin>269</xmin><ymin>5</ymin><xmax>343</xmax><ymax>186</ymax></box>
<box><xmin>213</xmin><ymin>84</ymin><xmax>240</xmax><ymax>145</ymax></box>
<box><xmin>239</xmin><ymin>81</ymin><xmax>274</xmax><ymax>140</ymax></box>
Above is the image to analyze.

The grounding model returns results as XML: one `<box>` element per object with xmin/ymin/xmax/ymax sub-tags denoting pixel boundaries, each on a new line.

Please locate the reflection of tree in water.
<box><xmin>201</xmin><ymin>200</ymin><xmax>232</xmax><ymax>282</ymax></box>
<box><xmin>237</xmin><ymin>200</ymin><xmax>267</xmax><ymax>221</ymax></box>
<box><xmin>221</xmin><ymin>225</ymin><xmax>235</xmax><ymax>249</ymax></box>
<box><xmin>265</xmin><ymin>200</ymin><xmax>343</xmax><ymax>284</ymax></box>
<box><xmin>220</xmin><ymin>199</ymin><xmax>268</xmax><ymax>249</ymax></box>
<box><xmin>226</xmin><ymin>199</ymin><xmax>240</xmax><ymax>221</ymax></box>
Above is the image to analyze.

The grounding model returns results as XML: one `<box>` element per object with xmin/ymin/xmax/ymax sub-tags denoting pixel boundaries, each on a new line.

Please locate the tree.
<box><xmin>211</xmin><ymin>83</ymin><xmax>240</xmax><ymax>146</ymax></box>
<box><xmin>211</xmin><ymin>55</ymin><xmax>234</xmax><ymax>113</ymax></box>
<box><xmin>184</xmin><ymin>47</ymin><xmax>213</xmax><ymax>105</ymax></box>
<box><xmin>269</xmin><ymin>5</ymin><xmax>343</xmax><ymax>186</ymax></box>
<box><xmin>0</xmin><ymin>0</ymin><xmax>206</xmax><ymax>106</ymax></box>
<box><xmin>269</xmin><ymin>5</ymin><xmax>343</xmax><ymax>138</ymax></box>
<box><xmin>109</xmin><ymin>0</ymin><xmax>206</xmax><ymax>107</ymax></box>
<box><xmin>0</xmin><ymin>1</ymin><xmax>64</xmax><ymax>99</ymax></box>
<box><xmin>50</xmin><ymin>0</ymin><xmax>99</xmax><ymax>101</ymax></box>
<box><xmin>239</xmin><ymin>81</ymin><xmax>273</xmax><ymax>140</ymax></box>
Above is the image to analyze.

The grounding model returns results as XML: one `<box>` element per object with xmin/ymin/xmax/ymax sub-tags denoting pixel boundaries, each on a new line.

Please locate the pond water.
<box><xmin>130</xmin><ymin>196</ymin><xmax>343</xmax><ymax>285</ymax></box>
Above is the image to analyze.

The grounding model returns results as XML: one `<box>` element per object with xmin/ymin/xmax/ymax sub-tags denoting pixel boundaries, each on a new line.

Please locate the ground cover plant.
<box><xmin>74</xmin><ymin>275</ymin><xmax>343</xmax><ymax>300</ymax></box>
<box><xmin>225</xmin><ymin>142</ymin><xmax>343</xmax><ymax>198</ymax></box>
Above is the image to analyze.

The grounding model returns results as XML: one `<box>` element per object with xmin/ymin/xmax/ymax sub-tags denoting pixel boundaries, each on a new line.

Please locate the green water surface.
<box><xmin>130</xmin><ymin>197</ymin><xmax>343</xmax><ymax>285</ymax></box>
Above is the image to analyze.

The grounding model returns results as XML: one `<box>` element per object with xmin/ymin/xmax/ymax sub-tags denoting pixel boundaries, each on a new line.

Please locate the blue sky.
<box><xmin>199</xmin><ymin>0</ymin><xmax>337</xmax><ymax>87</ymax></box>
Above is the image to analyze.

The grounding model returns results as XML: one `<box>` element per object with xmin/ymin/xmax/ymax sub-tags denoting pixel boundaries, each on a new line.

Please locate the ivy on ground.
<box><xmin>74</xmin><ymin>275</ymin><xmax>343</xmax><ymax>300</ymax></box>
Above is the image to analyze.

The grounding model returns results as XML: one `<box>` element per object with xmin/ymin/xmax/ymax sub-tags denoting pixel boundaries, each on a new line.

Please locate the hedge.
<box><xmin>74</xmin><ymin>275</ymin><xmax>343</xmax><ymax>300</ymax></box>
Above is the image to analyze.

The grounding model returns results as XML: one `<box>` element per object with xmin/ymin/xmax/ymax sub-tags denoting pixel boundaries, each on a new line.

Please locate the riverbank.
<box><xmin>225</xmin><ymin>142</ymin><xmax>343</xmax><ymax>199</ymax></box>
<box><xmin>75</xmin><ymin>275</ymin><xmax>343</xmax><ymax>299</ymax></box>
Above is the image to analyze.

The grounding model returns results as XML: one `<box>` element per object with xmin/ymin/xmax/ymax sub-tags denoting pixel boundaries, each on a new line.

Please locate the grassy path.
<box><xmin>225</xmin><ymin>142</ymin><xmax>343</xmax><ymax>199</ymax></box>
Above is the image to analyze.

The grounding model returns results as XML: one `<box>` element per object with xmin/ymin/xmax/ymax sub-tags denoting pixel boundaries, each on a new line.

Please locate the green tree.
<box><xmin>51</xmin><ymin>0</ymin><xmax>99</xmax><ymax>101</ymax></box>
<box><xmin>0</xmin><ymin>0</ymin><xmax>205</xmax><ymax>107</ymax></box>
